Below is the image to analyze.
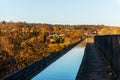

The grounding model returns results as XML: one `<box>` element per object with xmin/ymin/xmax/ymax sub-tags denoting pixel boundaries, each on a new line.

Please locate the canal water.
<box><xmin>32</xmin><ymin>38</ymin><xmax>93</xmax><ymax>80</ymax></box>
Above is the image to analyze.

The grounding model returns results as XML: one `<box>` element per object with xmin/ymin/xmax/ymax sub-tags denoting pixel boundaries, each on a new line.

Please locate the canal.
<box><xmin>32</xmin><ymin>38</ymin><xmax>93</xmax><ymax>80</ymax></box>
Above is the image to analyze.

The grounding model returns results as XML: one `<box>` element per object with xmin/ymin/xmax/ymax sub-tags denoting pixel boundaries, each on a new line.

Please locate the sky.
<box><xmin>0</xmin><ymin>0</ymin><xmax>120</xmax><ymax>26</ymax></box>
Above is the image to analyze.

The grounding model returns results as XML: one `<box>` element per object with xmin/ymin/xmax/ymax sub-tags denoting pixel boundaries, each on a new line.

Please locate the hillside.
<box><xmin>0</xmin><ymin>21</ymin><xmax>120</xmax><ymax>78</ymax></box>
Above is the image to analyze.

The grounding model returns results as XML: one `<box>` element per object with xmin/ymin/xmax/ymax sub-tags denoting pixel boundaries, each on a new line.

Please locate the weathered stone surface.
<box><xmin>76</xmin><ymin>43</ymin><xmax>115</xmax><ymax>80</ymax></box>
<box><xmin>95</xmin><ymin>35</ymin><xmax>120</xmax><ymax>79</ymax></box>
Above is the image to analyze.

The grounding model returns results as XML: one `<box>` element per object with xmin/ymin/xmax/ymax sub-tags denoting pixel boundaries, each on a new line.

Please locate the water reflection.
<box><xmin>77</xmin><ymin>37</ymin><xmax>94</xmax><ymax>48</ymax></box>
<box><xmin>32</xmin><ymin>37</ymin><xmax>94</xmax><ymax>80</ymax></box>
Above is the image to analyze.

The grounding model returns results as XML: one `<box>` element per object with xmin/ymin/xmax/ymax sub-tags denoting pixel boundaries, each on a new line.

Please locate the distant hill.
<box><xmin>0</xmin><ymin>21</ymin><xmax>120</xmax><ymax>78</ymax></box>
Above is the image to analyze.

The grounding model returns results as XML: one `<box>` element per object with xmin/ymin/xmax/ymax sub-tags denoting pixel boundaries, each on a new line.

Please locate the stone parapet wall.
<box><xmin>95</xmin><ymin>35</ymin><xmax>120</xmax><ymax>79</ymax></box>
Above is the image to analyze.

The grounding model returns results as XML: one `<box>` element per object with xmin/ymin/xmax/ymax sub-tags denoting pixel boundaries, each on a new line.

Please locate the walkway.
<box><xmin>76</xmin><ymin>43</ymin><xmax>116</xmax><ymax>80</ymax></box>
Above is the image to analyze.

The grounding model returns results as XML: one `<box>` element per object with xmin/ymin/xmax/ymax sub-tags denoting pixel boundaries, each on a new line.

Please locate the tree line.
<box><xmin>0</xmin><ymin>21</ymin><xmax>120</xmax><ymax>78</ymax></box>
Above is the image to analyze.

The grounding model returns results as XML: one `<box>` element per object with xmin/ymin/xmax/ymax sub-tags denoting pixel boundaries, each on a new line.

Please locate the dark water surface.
<box><xmin>32</xmin><ymin>38</ymin><xmax>93</xmax><ymax>80</ymax></box>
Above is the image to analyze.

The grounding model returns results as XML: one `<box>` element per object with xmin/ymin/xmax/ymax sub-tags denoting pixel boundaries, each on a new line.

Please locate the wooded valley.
<box><xmin>0</xmin><ymin>21</ymin><xmax>120</xmax><ymax>78</ymax></box>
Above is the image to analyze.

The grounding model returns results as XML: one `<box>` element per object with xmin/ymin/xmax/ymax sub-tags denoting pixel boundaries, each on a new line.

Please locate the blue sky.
<box><xmin>0</xmin><ymin>0</ymin><xmax>120</xmax><ymax>25</ymax></box>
